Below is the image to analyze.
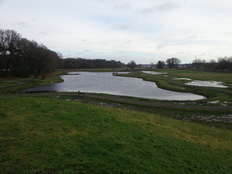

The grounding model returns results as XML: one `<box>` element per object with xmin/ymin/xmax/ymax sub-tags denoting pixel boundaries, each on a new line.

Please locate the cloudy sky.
<box><xmin>0</xmin><ymin>0</ymin><xmax>232</xmax><ymax>64</ymax></box>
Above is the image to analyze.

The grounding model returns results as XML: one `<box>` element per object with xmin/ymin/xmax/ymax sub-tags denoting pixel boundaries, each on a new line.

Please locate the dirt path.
<box><xmin>1</xmin><ymin>93</ymin><xmax>231</xmax><ymax>111</ymax></box>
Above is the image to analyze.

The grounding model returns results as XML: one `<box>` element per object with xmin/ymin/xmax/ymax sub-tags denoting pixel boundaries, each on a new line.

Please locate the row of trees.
<box><xmin>129</xmin><ymin>58</ymin><xmax>181</xmax><ymax>69</ymax></box>
<box><xmin>0</xmin><ymin>29</ymin><xmax>60</xmax><ymax>77</ymax></box>
<box><xmin>156</xmin><ymin>57</ymin><xmax>181</xmax><ymax>69</ymax></box>
<box><xmin>0</xmin><ymin>29</ymin><xmax>126</xmax><ymax>77</ymax></box>
<box><xmin>192</xmin><ymin>57</ymin><xmax>232</xmax><ymax>71</ymax></box>
<box><xmin>156</xmin><ymin>57</ymin><xmax>232</xmax><ymax>71</ymax></box>
<box><xmin>59</xmin><ymin>58</ymin><xmax>124</xmax><ymax>69</ymax></box>
<box><xmin>60</xmin><ymin>58</ymin><xmax>182</xmax><ymax>70</ymax></box>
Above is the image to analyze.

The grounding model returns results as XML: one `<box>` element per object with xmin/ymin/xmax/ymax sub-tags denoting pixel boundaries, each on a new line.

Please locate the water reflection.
<box><xmin>21</xmin><ymin>72</ymin><xmax>205</xmax><ymax>101</ymax></box>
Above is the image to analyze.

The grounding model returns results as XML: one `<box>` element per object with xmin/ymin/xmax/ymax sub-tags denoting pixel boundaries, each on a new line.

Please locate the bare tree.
<box><xmin>192</xmin><ymin>59</ymin><xmax>206</xmax><ymax>69</ymax></box>
<box><xmin>0</xmin><ymin>29</ymin><xmax>59</xmax><ymax>77</ymax></box>
<box><xmin>157</xmin><ymin>60</ymin><xmax>165</xmax><ymax>69</ymax></box>
<box><xmin>216</xmin><ymin>57</ymin><xmax>232</xmax><ymax>71</ymax></box>
<box><xmin>0</xmin><ymin>29</ymin><xmax>21</xmax><ymax>76</ymax></box>
<box><xmin>166</xmin><ymin>57</ymin><xmax>181</xmax><ymax>68</ymax></box>
<box><xmin>127</xmin><ymin>60</ymin><xmax>136</xmax><ymax>69</ymax></box>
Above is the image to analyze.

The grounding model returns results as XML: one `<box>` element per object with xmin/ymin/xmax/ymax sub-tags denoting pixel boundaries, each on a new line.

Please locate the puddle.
<box><xmin>174</xmin><ymin>78</ymin><xmax>192</xmax><ymax>81</ymax></box>
<box><xmin>142</xmin><ymin>71</ymin><xmax>167</xmax><ymax>75</ymax></box>
<box><xmin>207</xmin><ymin>100</ymin><xmax>232</xmax><ymax>106</ymax></box>
<box><xmin>208</xmin><ymin>100</ymin><xmax>220</xmax><ymax>104</ymax></box>
<box><xmin>185</xmin><ymin>80</ymin><xmax>228</xmax><ymax>88</ymax></box>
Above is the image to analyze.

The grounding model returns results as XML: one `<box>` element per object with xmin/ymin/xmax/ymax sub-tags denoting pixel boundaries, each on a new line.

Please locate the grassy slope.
<box><xmin>1</xmin><ymin>97</ymin><xmax>232</xmax><ymax>173</ymax></box>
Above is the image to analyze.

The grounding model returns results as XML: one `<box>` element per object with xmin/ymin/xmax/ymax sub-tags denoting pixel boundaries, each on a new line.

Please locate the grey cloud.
<box><xmin>141</xmin><ymin>7</ymin><xmax>156</xmax><ymax>14</ymax></box>
<box><xmin>157</xmin><ymin>1</ymin><xmax>180</xmax><ymax>12</ymax></box>
<box><xmin>31</xmin><ymin>18</ymin><xmax>38</xmax><ymax>22</ymax></box>
<box><xmin>17</xmin><ymin>22</ymin><xmax>27</xmax><ymax>27</ymax></box>
<box><xmin>39</xmin><ymin>31</ymin><xmax>49</xmax><ymax>36</ymax></box>
<box><xmin>157</xmin><ymin>43</ymin><xmax>168</xmax><ymax>49</ymax></box>
<box><xmin>113</xmin><ymin>45</ymin><xmax>125</xmax><ymax>48</ymax></box>
<box><xmin>186</xmin><ymin>33</ymin><xmax>198</xmax><ymax>39</ymax></box>
<box><xmin>111</xmin><ymin>23</ymin><xmax>130</xmax><ymax>30</ymax></box>
<box><xmin>114</xmin><ymin>51</ymin><xmax>125</xmax><ymax>54</ymax></box>
<box><xmin>141</xmin><ymin>1</ymin><xmax>180</xmax><ymax>14</ymax></box>
<box><xmin>74</xmin><ymin>38</ymin><xmax>86</xmax><ymax>42</ymax></box>
<box><xmin>226</xmin><ymin>33</ymin><xmax>232</xmax><ymax>37</ymax></box>
<box><xmin>185</xmin><ymin>33</ymin><xmax>205</xmax><ymax>40</ymax></box>
<box><xmin>113</xmin><ymin>3</ymin><xmax>130</xmax><ymax>10</ymax></box>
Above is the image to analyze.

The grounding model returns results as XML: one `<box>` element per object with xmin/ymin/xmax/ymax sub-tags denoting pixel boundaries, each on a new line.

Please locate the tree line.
<box><xmin>155</xmin><ymin>57</ymin><xmax>232</xmax><ymax>72</ymax></box>
<box><xmin>0</xmin><ymin>29</ymin><xmax>126</xmax><ymax>77</ymax></box>
<box><xmin>192</xmin><ymin>57</ymin><xmax>232</xmax><ymax>71</ymax></box>
<box><xmin>0</xmin><ymin>29</ymin><xmax>60</xmax><ymax>78</ymax></box>
<box><xmin>58</xmin><ymin>58</ymin><xmax>125</xmax><ymax>69</ymax></box>
<box><xmin>130</xmin><ymin>58</ymin><xmax>181</xmax><ymax>69</ymax></box>
<box><xmin>157</xmin><ymin>57</ymin><xmax>181</xmax><ymax>69</ymax></box>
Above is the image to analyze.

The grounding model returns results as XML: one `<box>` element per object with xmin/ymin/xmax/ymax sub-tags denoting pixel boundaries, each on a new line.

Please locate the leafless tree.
<box><xmin>0</xmin><ymin>29</ymin><xmax>21</xmax><ymax>76</ymax></box>
<box><xmin>0</xmin><ymin>29</ymin><xmax>59</xmax><ymax>77</ymax></box>
<box><xmin>166</xmin><ymin>57</ymin><xmax>181</xmax><ymax>68</ymax></box>
<box><xmin>127</xmin><ymin>60</ymin><xmax>136</xmax><ymax>69</ymax></box>
<box><xmin>157</xmin><ymin>60</ymin><xmax>165</xmax><ymax>69</ymax></box>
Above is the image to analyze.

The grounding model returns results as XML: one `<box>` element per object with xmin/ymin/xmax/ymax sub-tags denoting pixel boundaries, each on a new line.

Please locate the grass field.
<box><xmin>160</xmin><ymin>69</ymin><xmax>232</xmax><ymax>83</ymax></box>
<box><xmin>1</xmin><ymin>97</ymin><xmax>232</xmax><ymax>173</ymax></box>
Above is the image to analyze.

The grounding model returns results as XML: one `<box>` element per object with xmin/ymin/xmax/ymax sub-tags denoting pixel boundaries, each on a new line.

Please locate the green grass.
<box><xmin>156</xmin><ymin>69</ymin><xmax>232</xmax><ymax>101</ymax></box>
<box><xmin>118</xmin><ymin>71</ymin><xmax>186</xmax><ymax>92</ymax></box>
<box><xmin>156</xmin><ymin>69</ymin><xmax>232</xmax><ymax>83</ymax></box>
<box><xmin>1</xmin><ymin>97</ymin><xmax>232</xmax><ymax>173</ymax></box>
<box><xmin>118</xmin><ymin>70</ymin><xmax>232</xmax><ymax>103</ymax></box>
<box><xmin>0</xmin><ymin>71</ymin><xmax>66</xmax><ymax>94</ymax></box>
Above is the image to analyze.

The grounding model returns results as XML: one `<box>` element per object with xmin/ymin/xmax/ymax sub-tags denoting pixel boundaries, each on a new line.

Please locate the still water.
<box><xmin>21</xmin><ymin>72</ymin><xmax>205</xmax><ymax>101</ymax></box>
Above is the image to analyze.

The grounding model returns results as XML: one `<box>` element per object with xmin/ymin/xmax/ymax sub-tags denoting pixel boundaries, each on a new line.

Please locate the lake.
<box><xmin>21</xmin><ymin>72</ymin><xmax>205</xmax><ymax>101</ymax></box>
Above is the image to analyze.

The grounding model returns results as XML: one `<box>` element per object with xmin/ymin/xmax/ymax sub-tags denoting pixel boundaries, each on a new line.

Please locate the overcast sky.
<box><xmin>0</xmin><ymin>0</ymin><xmax>232</xmax><ymax>64</ymax></box>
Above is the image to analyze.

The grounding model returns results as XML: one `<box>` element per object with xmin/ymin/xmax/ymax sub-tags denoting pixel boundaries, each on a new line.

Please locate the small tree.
<box><xmin>192</xmin><ymin>59</ymin><xmax>206</xmax><ymax>69</ymax></box>
<box><xmin>216</xmin><ymin>57</ymin><xmax>232</xmax><ymax>71</ymax></box>
<box><xmin>166</xmin><ymin>57</ymin><xmax>181</xmax><ymax>68</ymax></box>
<box><xmin>127</xmin><ymin>60</ymin><xmax>136</xmax><ymax>69</ymax></box>
<box><xmin>0</xmin><ymin>29</ymin><xmax>21</xmax><ymax>76</ymax></box>
<box><xmin>157</xmin><ymin>60</ymin><xmax>165</xmax><ymax>69</ymax></box>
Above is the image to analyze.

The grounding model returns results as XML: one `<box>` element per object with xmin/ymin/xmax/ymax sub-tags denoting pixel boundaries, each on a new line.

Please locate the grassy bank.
<box><xmin>1</xmin><ymin>97</ymin><xmax>232</xmax><ymax>173</ymax></box>
<box><xmin>117</xmin><ymin>70</ymin><xmax>232</xmax><ymax>103</ymax></box>
<box><xmin>0</xmin><ymin>69</ymin><xmax>128</xmax><ymax>95</ymax></box>
<box><xmin>0</xmin><ymin>71</ymin><xmax>66</xmax><ymax>95</ymax></box>
<box><xmin>158</xmin><ymin>69</ymin><xmax>232</xmax><ymax>83</ymax></box>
